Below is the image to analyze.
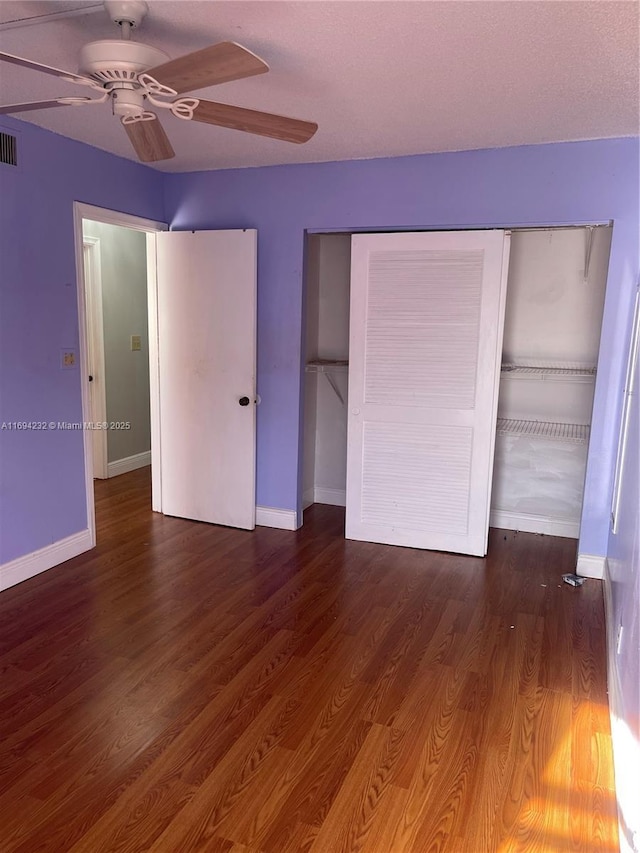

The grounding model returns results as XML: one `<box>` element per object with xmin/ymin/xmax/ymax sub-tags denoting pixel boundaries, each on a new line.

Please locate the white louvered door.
<box><xmin>346</xmin><ymin>231</ymin><xmax>511</xmax><ymax>556</ymax></box>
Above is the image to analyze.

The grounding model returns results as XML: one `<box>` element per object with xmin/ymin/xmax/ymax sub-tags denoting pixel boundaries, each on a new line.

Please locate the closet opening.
<box><xmin>300</xmin><ymin>224</ymin><xmax>612</xmax><ymax>554</ymax></box>
<box><xmin>490</xmin><ymin>225</ymin><xmax>612</xmax><ymax>539</ymax></box>
<box><xmin>302</xmin><ymin>233</ymin><xmax>351</xmax><ymax>512</ymax></box>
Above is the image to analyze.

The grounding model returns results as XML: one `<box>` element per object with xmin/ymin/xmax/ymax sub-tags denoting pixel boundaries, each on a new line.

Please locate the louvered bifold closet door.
<box><xmin>346</xmin><ymin>231</ymin><xmax>510</xmax><ymax>557</ymax></box>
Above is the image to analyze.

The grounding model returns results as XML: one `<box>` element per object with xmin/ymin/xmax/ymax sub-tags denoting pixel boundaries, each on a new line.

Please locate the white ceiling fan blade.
<box><xmin>0</xmin><ymin>97</ymin><xmax>96</xmax><ymax>114</ymax></box>
<box><xmin>0</xmin><ymin>50</ymin><xmax>101</xmax><ymax>89</ymax></box>
<box><xmin>0</xmin><ymin>2</ymin><xmax>103</xmax><ymax>32</ymax></box>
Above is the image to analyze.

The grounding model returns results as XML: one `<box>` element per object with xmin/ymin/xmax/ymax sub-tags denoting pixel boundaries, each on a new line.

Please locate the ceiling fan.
<box><xmin>0</xmin><ymin>0</ymin><xmax>318</xmax><ymax>163</ymax></box>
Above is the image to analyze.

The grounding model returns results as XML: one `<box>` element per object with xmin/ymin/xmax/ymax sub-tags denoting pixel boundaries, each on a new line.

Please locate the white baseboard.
<box><xmin>490</xmin><ymin>509</ymin><xmax>579</xmax><ymax>539</ymax></box>
<box><xmin>576</xmin><ymin>553</ymin><xmax>606</xmax><ymax>579</ymax></box>
<box><xmin>107</xmin><ymin>450</ymin><xmax>151</xmax><ymax>478</ymax></box>
<box><xmin>314</xmin><ymin>487</ymin><xmax>346</xmax><ymax>507</ymax></box>
<box><xmin>303</xmin><ymin>488</ymin><xmax>314</xmax><ymax>510</ymax></box>
<box><xmin>256</xmin><ymin>506</ymin><xmax>300</xmax><ymax>531</ymax></box>
<box><xmin>0</xmin><ymin>529</ymin><xmax>93</xmax><ymax>592</ymax></box>
<box><xmin>603</xmin><ymin>558</ymin><xmax>640</xmax><ymax>853</ymax></box>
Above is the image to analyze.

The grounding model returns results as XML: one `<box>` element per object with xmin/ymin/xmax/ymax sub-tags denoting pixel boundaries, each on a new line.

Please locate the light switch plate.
<box><xmin>131</xmin><ymin>335</ymin><xmax>142</xmax><ymax>352</ymax></box>
<box><xmin>61</xmin><ymin>349</ymin><xmax>77</xmax><ymax>368</ymax></box>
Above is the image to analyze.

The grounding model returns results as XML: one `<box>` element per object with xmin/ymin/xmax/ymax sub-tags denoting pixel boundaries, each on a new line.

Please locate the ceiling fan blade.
<box><xmin>0</xmin><ymin>97</ymin><xmax>94</xmax><ymax>114</ymax></box>
<box><xmin>147</xmin><ymin>42</ymin><xmax>268</xmax><ymax>95</ymax></box>
<box><xmin>123</xmin><ymin>117</ymin><xmax>175</xmax><ymax>163</ymax></box>
<box><xmin>0</xmin><ymin>2</ymin><xmax>103</xmax><ymax>32</ymax></box>
<box><xmin>192</xmin><ymin>100</ymin><xmax>318</xmax><ymax>144</ymax></box>
<box><xmin>0</xmin><ymin>50</ymin><xmax>98</xmax><ymax>88</ymax></box>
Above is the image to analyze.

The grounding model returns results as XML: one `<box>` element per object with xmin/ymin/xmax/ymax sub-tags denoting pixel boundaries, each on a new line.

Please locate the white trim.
<box><xmin>74</xmin><ymin>202</ymin><xmax>167</xmax><ymax>545</ymax></box>
<box><xmin>74</xmin><ymin>206</ymin><xmax>97</xmax><ymax>549</ymax></box>
<box><xmin>490</xmin><ymin>509</ymin><xmax>580</xmax><ymax>539</ymax></box>
<box><xmin>256</xmin><ymin>506</ymin><xmax>300</xmax><ymax>530</ymax></box>
<box><xmin>611</xmin><ymin>284</ymin><xmax>640</xmax><ymax>534</ymax></box>
<box><xmin>603</xmin><ymin>558</ymin><xmax>640</xmax><ymax>853</ymax></box>
<box><xmin>83</xmin><ymin>236</ymin><xmax>108</xmax><ymax>479</ymax></box>
<box><xmin>303</xmin><ymin>488</ymin><xmax>314</xmax><ymax>510</ymax></box>
<box><xmin>576</xmin><ymin>553</ymin><xmax>606</xmax><ymax>579</ymax></box>
<box><xmin>314</xmin><ymin>487</ymin><xmax>346</xmax><ymax>507</ymax></box>
<box><xmin>107</xmin><ymin>450</ymin><xmax>151</xmax><ymax>478</ymax></box>
<box><xmin>0</xmin><ymin>530</ymin><xmax>93</xmax><ymax>592</ymax></box>
<box><xmin>74</xmin><ymin>203</ymin><xmax>167</xmax><ymax>234</ymax></box>
<box><xmin>146</xmin><ymin>233</ymin><xmax>162</xmax><ymax>513</ymax></box>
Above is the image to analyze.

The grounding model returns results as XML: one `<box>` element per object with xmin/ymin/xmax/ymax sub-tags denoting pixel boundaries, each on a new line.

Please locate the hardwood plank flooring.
<box><xmin>0</xmin><ymin>467</ymin><xmax>618</xmax><ymax>851</ymax></box>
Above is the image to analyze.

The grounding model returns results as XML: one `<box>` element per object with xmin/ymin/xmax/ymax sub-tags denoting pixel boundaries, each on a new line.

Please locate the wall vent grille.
<box><xmin>0</xmin><ymin>131</ymin><xmax>17</xmax><ymax>166</ymax></box>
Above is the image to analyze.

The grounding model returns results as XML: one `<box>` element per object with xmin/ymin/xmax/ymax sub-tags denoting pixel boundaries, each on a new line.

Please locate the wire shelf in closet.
<box><xmin>496</xmin><ymin>418</ymin><xmax>590</xmax><ymax>444</ymax></box>
<box><xmin>501</xmin><ymin>363</ymin><xmax>596</xmax><ymax>381</ymax></box>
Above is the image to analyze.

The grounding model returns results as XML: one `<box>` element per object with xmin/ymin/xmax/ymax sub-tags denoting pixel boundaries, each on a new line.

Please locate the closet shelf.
<box><xmin>306</xmin><ymin>360</ymin><xmax>348</xmax><ymax>405</ymax></box>
<box><xmin>305</xmin><ymin>359</ymin><xmax>349</xmax><ymax>373</ymax></box>
<box><xmin>497</xmin><ymin>418</ymin><xmax>590</xmax><ymax>444</ymax></box>
<box><xmin>501</xmin><ymin>364</ymin><xmax>596</xmax><ymax>382</ymax></box>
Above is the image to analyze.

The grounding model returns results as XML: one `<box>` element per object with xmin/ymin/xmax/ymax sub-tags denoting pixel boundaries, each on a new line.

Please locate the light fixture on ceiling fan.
<box><xmin>0</xmin><ymin>0</ymin><xmax>318</xmax><ymax>162</ymax></box>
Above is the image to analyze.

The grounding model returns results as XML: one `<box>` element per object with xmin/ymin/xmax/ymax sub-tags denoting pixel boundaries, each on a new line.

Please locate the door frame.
<box><xmin>73</xmin><ymin>202</ymin><xmax>168</xmax><ymax>547</ymax></box>
<box><xmin>82</xmin><ymin>235</ymin><xmax>107</xmax><ymax>479</ymax></box>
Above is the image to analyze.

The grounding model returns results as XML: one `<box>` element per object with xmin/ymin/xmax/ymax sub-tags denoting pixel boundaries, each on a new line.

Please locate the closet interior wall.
<box><xmin>303</xmin><ymin>234</ymin><xmax>351</xmax><ymax>509</ymax></box>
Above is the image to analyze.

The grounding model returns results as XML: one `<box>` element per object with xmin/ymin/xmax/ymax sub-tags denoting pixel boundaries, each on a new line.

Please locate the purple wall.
<box><xmin>164</xmin><ymin>137</ymin><xmax>639</xmax><ymax>561</ymax></box>
<box><xmin>0</xmin><ymin>116</ymin><xmax>164</xmax><ymax>563</ymax></box>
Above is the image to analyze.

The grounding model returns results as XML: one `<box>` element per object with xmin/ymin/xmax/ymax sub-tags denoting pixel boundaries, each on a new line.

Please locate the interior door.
<box><xmin>346</xmin><ymin>230</ymin><xmax>510</xmax><ymax>556</ymax></box>
<box><xmin>155</xmin><ymin>229</ymin><xmax>257</xmax><ymax>529</ymax></box>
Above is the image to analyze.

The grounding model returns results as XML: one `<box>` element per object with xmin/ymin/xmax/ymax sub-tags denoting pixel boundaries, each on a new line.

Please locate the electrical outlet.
<box><xmin>131</xmin><ymin>335</ymin><xmax>141</xmax><ymax>352</ymax></box>
<box><xmin>616</xmin><ymin>625</ymin><xmax>624</xmax><ymax>655</ymax></box>
<box><xmin>61</xmin><ymin>349</ymin><xmax>77</xmax><ymax>368</ymax></box>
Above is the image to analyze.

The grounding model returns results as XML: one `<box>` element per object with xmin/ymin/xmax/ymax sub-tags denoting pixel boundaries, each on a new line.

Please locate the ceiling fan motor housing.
<box><xmin>79</xmin><ymin>40</ymin><xmax>170</xmax><ymax>86</ymax></box>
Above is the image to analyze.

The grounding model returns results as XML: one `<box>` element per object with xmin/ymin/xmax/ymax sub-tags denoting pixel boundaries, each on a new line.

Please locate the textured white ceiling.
<box><xmin>0</xmin><ymin>0</ymin><xmax>638</xmax><ymax>173</ymax></box>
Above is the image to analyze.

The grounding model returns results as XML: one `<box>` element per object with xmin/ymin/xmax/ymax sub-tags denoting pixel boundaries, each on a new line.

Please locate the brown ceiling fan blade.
<box><xmin>0</xmin><ymin>50</ymin><xmax>97</xmax><ymax>88</ymax></box>
<box><xmin>123</xmin><ymin>117</ymin><xmax>175</xmax><ymax>163</ymax></box>
<box><xmin>147</xmin><ymin>42</ymin><xmax>268</xmax><ymax>95</ymax></box>
<box><xmin>192</xmin><ymin>100</ymin><xmax>318</xmax><ymax>144</ymax></box>
<box><xmin>0</xmin><ymin>97</ymin><xmax>93</xmax><ymax>114</ymax></box>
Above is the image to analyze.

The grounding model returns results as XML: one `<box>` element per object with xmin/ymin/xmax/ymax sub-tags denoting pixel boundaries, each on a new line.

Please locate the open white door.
<box><xmin>346</xmin><ymin>230</ymin><xmax>510</xmax><ymax>556</ymax></box>
<box><xmin>155</xmin><ymin>229</ymin><xmax>257</xmax><ymax>530</ymax></box>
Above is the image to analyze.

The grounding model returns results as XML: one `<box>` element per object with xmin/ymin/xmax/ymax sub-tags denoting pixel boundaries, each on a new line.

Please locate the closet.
<box><xmin>302</xmin><ymin>225</ymin><xmax>611</xmax><ymax>551</ymax></box>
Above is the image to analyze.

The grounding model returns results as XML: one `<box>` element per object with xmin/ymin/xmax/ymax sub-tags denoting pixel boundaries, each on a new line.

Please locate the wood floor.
<box><xmin>0</xmin><ymin>468</ymin><xmax>618</xmax><ymax>852</ymax></box>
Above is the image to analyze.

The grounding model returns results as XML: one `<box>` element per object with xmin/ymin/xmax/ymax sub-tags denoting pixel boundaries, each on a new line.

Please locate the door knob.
<box><xmin>88</xmin><ymin>375</ymin><xmax>93</xmax><ymax>382</ymax></box>
<box><xmin>238</xmin><ymin>396</ymin><xmax>250</xmax><ymax>406</ymax></box>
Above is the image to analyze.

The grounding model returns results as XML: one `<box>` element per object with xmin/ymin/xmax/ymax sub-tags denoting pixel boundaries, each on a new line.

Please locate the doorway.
<box><xmin>300</xmin><ymin>225</ymin><xmax>612</xmax><ymax>559</ymax></box>
<box><xmin>82</xmin><ymin>220</ymin><xmax>151</xmax><ymax>482</ymax></box>
<box><xmin>74</xmin><ymin>202</ymin><xmax>166</xmax><ymax>547</ymax></box>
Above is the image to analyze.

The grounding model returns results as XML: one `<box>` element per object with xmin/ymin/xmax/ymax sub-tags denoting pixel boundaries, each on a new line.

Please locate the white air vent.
<box><xmin>0</xmin><ymin>131</ymin><xmax>17</xmax><ymax>166</ymax></box>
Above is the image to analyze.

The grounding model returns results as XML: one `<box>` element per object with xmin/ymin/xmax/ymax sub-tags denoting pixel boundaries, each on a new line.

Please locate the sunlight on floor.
<box><xmin>498</xmin><ymin>699</ymin><xmax>619</xmax><ymax>852</ymax></box>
